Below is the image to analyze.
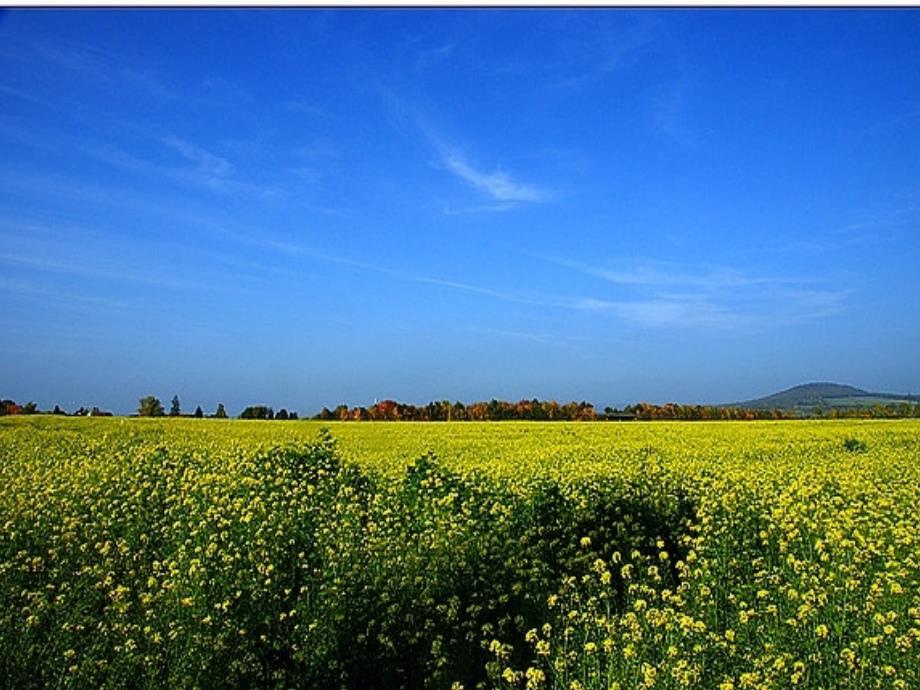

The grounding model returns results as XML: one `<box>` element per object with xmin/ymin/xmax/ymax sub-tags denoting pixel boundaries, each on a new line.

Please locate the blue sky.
<box><xmin>1</xmin><ymin>9</ymin><xmax>919</xmax><ymax>415</ymax></box>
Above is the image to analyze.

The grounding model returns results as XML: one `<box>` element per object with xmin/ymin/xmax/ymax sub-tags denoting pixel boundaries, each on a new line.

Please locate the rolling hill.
<box><xmin>728</xmin><ymin>382</ymin><xmax>919</xmax><ymax>411</ymax></box>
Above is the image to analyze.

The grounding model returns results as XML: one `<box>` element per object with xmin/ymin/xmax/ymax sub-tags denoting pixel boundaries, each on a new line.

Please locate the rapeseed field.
<box><xmin>0</xmin><ymin>418</ymin><xmax>917</xmax><ymax>689</ymax></box>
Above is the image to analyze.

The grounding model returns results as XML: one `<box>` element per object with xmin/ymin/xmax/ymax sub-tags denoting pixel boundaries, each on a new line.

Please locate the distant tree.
<box><xmin>370</xmin><ymin>400</ymin><xmax>399</xmax><ymax>421</ymax></box>
<box><xmin>240</xmin><ymin>405</ymin><xmax>273</xmax><ymax>420</ymax></box>
<box><xmin>276</xmin><ymin>408</ymin><xmax>289</xmax><ymax>420</ymax></box>
<box><xmin>530</xmin><ymin>399</ymin><xmax>548</xmax><ymax>421</ymax></box>
<box><xmin>169</xmin><ymin>395</ymin><xmax>181</xmax><ymax>417</ymax></box>
<box><xmin>486</xmin><ymin>399</ymin><xmax>503</xmax><ymax>420</ymax></box>
<box><xmin>74</xmin><ymin>406</ymin><xmax>89</xmax><ymax>417</ymax></box>
<box><xmin>21</xmin><ymin>401</ymin><xmax>38</xmax><ymax>415</ymax></box>
<box><xmin>452</xmin><ymin>401</ymin><xmax>466</xmax><ymax>421</ymax></box>
<box><xmin>214</xmin><ymin>403</ymin><xmax>228</xmax><ymax>419</ymax></box>
<box><xmin>0</xmin><ymin>399</ymin><xmax>21</xmax><ymax>416</ymax></box>
<box><xmin>467</xmin><ymin>402</ymin><xmax>488</xmax><ymax>421</ymax></box>
<box><xmin>289</xmin><ymin>411</ymin><xmax>299</xmax><ymax>420</ymax></box>
<box><xmin>52</xmin><ymin>404</ymin><xmax>65</xmax><ymax>415</ymax></box>
<box><xmin>138</xmin><ymin>396</ymin><xmax>165</xmax><ymax>417</ymax></box>
<box><xmin>194</xmin><ymin>405</ymin><xmax>204</xmax><ymax>418</ymax></box>
<box><xmin>89</xmin><ymin>406</ymin><xmax>112</xmax><ymax>417</ymax></box>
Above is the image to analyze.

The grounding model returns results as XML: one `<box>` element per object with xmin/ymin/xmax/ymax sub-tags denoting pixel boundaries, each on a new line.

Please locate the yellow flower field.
<box><xmin>0</xmin><ymin>417</ymin><xmax>917</xmax><ymax>689</ymax></box>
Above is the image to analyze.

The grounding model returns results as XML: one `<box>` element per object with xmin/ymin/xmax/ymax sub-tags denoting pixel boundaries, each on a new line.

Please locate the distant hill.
<box><xmin>729</xmin><ymin>382</ymin><xmax>919</xmax><ymax>411</ymax></box>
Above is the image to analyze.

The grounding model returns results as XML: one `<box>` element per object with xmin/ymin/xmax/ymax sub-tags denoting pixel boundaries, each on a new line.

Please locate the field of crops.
<box><xmin>0</xmin><ymin>417</ymin><xmax>917</xmax><ymax>690</ymax></box>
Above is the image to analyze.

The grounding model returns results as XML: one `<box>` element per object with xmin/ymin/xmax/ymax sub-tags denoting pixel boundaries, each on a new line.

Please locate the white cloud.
<box><xmin>160</xmin><ymin>136</ymin><xmax>275</xmax><ymax>197</ymax></box>
<box><xmin>163</xmin><ymin>136</ymin><xmax>233</xmax><ymax>179</ymax></box>
<box><xmin>539</xmin><ymin>255</ymin><xmax>802</xmax><ymax>292</ymax></box>
<box><xmin>572</xmin><ymin>296</ymin><xmax>740</xmax><ymax>329</ymax></box>
<box><xmin>441</xmin><ymin>151</ymin><xmax>549</xmax><ymax>203</ymax></box>
<box><xmin>542</xmin><ymin>255</ymin><xmax>849</xmax><ymax>330</ymax></box>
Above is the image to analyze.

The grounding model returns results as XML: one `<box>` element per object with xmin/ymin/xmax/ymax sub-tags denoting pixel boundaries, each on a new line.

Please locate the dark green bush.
<box><xmin>843</xmin><ymin>437</ymin><xmax>868</xmax><ymax>453</ymax></box>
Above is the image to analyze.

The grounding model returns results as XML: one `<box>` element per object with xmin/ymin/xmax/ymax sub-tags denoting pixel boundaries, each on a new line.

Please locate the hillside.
<box><xmin>730</xmin><ymin>382</ymin><xmax>919</xmax><ymax>411</ymax></box>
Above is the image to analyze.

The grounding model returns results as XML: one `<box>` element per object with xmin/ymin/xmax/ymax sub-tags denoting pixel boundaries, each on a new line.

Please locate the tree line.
<box><xmin>0</xmin><ymin>399</ymin><xmax>112</xmax><ymax>417</ymax></box>
<box><xmin>310</xmin><ymin>398</ymin><xmax>920</xmax><ymax>421</ymax></box>
<box><xmin>309</xmin><ymin>399</ymin><xmax>800</xmax><ymax>421</ymax></box>
<box><xmin>3</xmin><ymin>395</ymin><xmax>920</xmax><ymax>421</ymax></box>
<box><xmin>315</xmin><ymin>399</ymin><xmax>600</xmax><ymax>421</ymax></box>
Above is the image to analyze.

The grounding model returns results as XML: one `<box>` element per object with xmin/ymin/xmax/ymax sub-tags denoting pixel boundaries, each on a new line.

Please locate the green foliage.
<box><xmin>843</xmin><ymin>437</ymin><xmax>868</xmax><ymax>453</ymax></box>
<box><xmin>240</xmin><ymin>405</ymin><xmax>274</xmax><ymax>420</ymax></box>
<box><xmin>137</xmin><ymin>395</ymin><xmax>164</xmax><ymax>417</ymax></box>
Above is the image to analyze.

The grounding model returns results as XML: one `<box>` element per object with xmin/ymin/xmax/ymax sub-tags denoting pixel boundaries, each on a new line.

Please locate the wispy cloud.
<box><xmin>540</xmin><ymin>254</ymin><xmax>849</xmax><ymax>329</ymax></box>
<box><xmin>538</xmin><ymin>255</ymin><xmax>803</xmax><ymax>292</ymax></box>
<box><xmin>773</xmin><ymin>288</ymin><xmax>847</xmax><ymax>322</ymax></box>
<box><xmin>385</xmin><ymin>94</ymin><xmax>554</xmax><ymax>208</ymax></box>
<box><xmin>84</xmin><ymin>136</ymin><xmax>274</xmax><ymax>198</ymax></box>
<box><xmin>217</xmin><ymin>229</ymin><xmax>548</xmax><ymax>307</ymax></box>
<box><xmin>160</xmin><ymin>135</ymin><xmax>281</xmax><ymax>198</ymax></box>
<box><xmin>547</xmin><ymin>24</ymin><xmax>653</xmax><ymax>92</ymax></box>
<box><xmin>81</xmin><ymin>143</ymin><xmax>163</xmax><ymax>178</ymax></box>
<box><xmin>163</xmin><ymin>136</ymin><xmax>233</xmax><ymax>184</ymax></box>
<box><xmin>652</xmin><ymin>79</ymin><xmax>695</xmax><ymax>147</ymax></box>
<box><xmin>199</xmin><ymin>223</ymin><xmax>771</xmax><ymax>331</ymax></box>
<box><xmin>0</xmin><ymin>156</ymin><xmax>849</xmax><ymax>334</ymax></box>
<box><xmin>440</xmin><ymin>150</ymin><xmax>550</xmax><ymax>203</ymax></box>
<box><xmin>0</xmin><ymin>276</ymin><xmax>128</xmax><ymax>310</ymax></box>
<box><xmin>441</xmin><ymin>201</ymin><xmax>515</xmax><ymax>215</ymax></box>
<box><xmin>0</xmin><ymin>114</ymin><xmax>276</xmax><ymax>199</ymax></box>
<box><xmin>0</xmin><ymin>186</ymin><xmax>550</xmax><ymax>315</ymax></box>
<box><xmin>480</xmin><ymin>14</ymin><xmax>653</xmax><ymax>93</ymax></box>
<box><xmin>460</xmin><ymin>326</ymin><xmax>588</xmax><ymax>354</ymax></box>
<box><xmin>24</xmin><ymin>39</ymin><xmax>176</xmax><ymax>100</ymax></box>
<box><xmin>415</xmin><ymin>42</ymin><xmax>455</xmax><ymax>72</ymax></box>
<box><xmin>0</xmin><ymin>251</ymin><xmax>212</xmax><ymax>292</ymax></box>
<box><xmin>0</xmin><ymin>191</ymin><xmax>849</xmax><ymax>336</ymax></box>
<box><xmin>832</xmin><ymin>205</ymin><xmax>919</xmax><ymax>238</ymax></box>
<box><xmin>572</xmin><ymin>296</ymin><xmax>741</xmax><ymax>329</ymax></box>
<box><xmin>732</xmin><ymin>206</ymin><xmax>920</xmax><ymax>258</ymax></box>
<box><xmin>94</xmin><ymin>134</ymin><xmax>275</xmax><ymax>197</ymax></box>
<box><xmin>0</xmin><ymin>82</ymin><xmax>62</xmax><ymax>111</ymax></box>
<box><xmin>0</xmin><ymin>217</ymin><xmax>315</xmax><ymax>303</ymax></box>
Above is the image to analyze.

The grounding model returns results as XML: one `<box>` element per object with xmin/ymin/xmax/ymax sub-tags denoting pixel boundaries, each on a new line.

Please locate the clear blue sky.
<box><xmin>2</xmin><ymin>9</ymin><xmax>919</xmax><ymax>415</ymax></box>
